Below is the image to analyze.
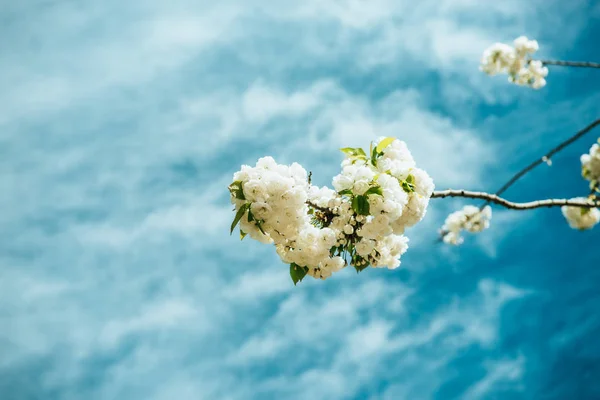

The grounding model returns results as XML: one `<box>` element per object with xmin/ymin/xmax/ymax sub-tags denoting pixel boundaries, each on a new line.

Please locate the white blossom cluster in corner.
<box><xmin>560</xmin><ymin>139</ymin><xmax>600</xmax><ymax>230</ymax></box>
<box><xmin>480</xmin><ymin>36</ymin><xmax>548</xmax><ymax>89</ymax></box>
<box><xmin>229</xmin><ymin>137</ymin><xmax>434</xmax><ymax>284</ymax></box>
<box><xmin>581</xmin><ymin>139</ymin><xmax>600</xmax><ymax>187</ymax></box>
<box><xmin>441</xmin><ymin>205</ymin><xmax>492</xmax><ymax>246</ymax></box>
<box><xmin>561</xmin><ymin>199</ymin><xmax>600</xmax><ymax>230</ymax></box>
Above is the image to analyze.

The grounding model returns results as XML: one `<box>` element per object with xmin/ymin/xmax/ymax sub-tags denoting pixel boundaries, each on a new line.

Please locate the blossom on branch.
<box><xmin>441</xmin><ymin>205</ymin><xmax>493</xmax><ymax>245</ymax></box>
<box><xmin>581</xmin><ymin>139</ymin><xmax>600</xmax><ymax>187</ymax></box>
<box><xmin>561</xmin><ymin>198</ymin><xmax>600</xmax><ymax>230</ymax></box>
<box><xmin>480</xmin><ymin>36</ymin><xmax>548</xmax><ymax>89</ymax></box>
<box><xmin>229</xmin><ymin>137</ymin><xmax>434</xmax><ymax>284</ymax></box>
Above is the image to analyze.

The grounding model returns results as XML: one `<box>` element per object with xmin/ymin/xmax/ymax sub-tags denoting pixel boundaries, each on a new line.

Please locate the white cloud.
<box><xmin>464</xmin><ymin>355</ymin><xmax>525</xmax><ymax>399</ymax></box>
<box><xmin>99</xmin><ymin>299</ymin><xmax>201</xmax><ymax>348</ymax></box>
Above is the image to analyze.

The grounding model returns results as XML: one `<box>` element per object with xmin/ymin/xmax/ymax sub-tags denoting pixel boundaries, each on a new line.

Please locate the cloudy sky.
<box><xmin>2</xmin><ymin>1</ymin><xmax>600</xmax><ymax>399</ymax></box>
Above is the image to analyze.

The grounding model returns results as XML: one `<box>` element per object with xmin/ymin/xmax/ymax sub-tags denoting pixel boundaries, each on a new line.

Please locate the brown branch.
<box><xmin>482</xmin><ymin>118</ymin><xmax>600</xmax><ymax>208</ymax></box>
<box><xmin>539</xmin><ymin>60</ymin><xmax>600</xmax><ymax>69</ymax></box>
<box><xmin>432</xmin><ymin>190</ymin><xmax>600</xmax><ymax>210</ymax></box>
<box><xmin>307</xmin><ymin>201</ymin><xmax>329</xmax><ymax>213</ymax></box>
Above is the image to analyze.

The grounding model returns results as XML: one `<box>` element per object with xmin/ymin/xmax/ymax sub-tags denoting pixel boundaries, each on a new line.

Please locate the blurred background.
<box><xmin>1</xmin><ymin>1</ymin><xmax>600</xmax><ymax>399</ymax></box>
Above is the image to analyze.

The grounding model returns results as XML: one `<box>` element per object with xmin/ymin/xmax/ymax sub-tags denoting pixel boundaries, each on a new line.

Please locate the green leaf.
<box><xmin>230</xmin><ymin>204</ymin><xmax>249</xmax><ymax>235</ymax></box>
<box><xmin>351</xmin><ymin>195</ymin><xmax>360</xmax><ymax>214</ymax></box>
<box><xmin>290</xmin><ymin>263</ymin><xmax>308</xmax><ymax>285</ymax></box>
<box><xmin>352</xmin><ymin>255</ymin><xmax>369</xmax><ymax>272</ymax></box>
<box><xmin>256</xmin><ymin>220</ymin><xmax>267</xmax><ymax>235</ymax></box>
<box><xmin>371</xmin><ymin>146</ymin><xmax>379</xmax><ymax>166</ymax></box>
<box><xmin>353</xmin><ymin>195</ymin><xmax>370</xmax><ymax>215</ymax></box>
<box><xmin>360</xmin><ymin>195</ymin><xmax>370</xmax><ymax>215</ymax></box>
<box><xmin>581</xmin><ymin>207</ymin><xmax>591</xmax><ymax>216</ymax></box>
<box><xmin>350</xmin><ymin>154</ymin><xmax>368</xmax><ymax>164</ymax></box>
<box><xmin>398</xmin><ymin>177</ymin><xmax>415</xmax><ymax>193</ymax></box>
<box><xmin>401</xmin><ymin>181</ymin><xmax>415</xmax><ymax>193</ymax></box>
<box><xmin>246</xmin><ymin>207</ymin><xmax>267</xmax><ymax>235</ymax></box>
<box><xmin>228</xmin><ymin>181</ymin><xmax>246</xmax><ymax>200</ymax></box>
<box><xmin>364</xmin><ymin>185</ymin><xmax>383</xmax><ymax>197</ymax></box>
<box><xmin>338</xmin><ymin>189</ymin><xmax>353</xmax><ymax>196</ymax></box>
<box><xmin>354</xmin><ymin>263</ymin><xmax>369</xmax><ymax>273</ymax></box>
<box><xmin>405</xmin><ymin>174</ymin><xmax>415</xmax><ymax>184</ymax></box>
<box><xmin>376</xmin><ymin>137</ymin><xmax>396</xmax><ymax>153</ymax></box>
<box><xmin>340</xmin><ymin>147</ymin><xmax>366</xmax><ymax>157</ymax></box>
<box><xmin>240</xmin><ymin>230</ymin><xmax>247</xmax><ymax>240</ymax></box>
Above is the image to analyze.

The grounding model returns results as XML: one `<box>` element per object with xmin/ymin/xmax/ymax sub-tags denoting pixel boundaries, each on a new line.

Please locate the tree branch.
<box><xmin>539</xmin><ymin>60</ymin><xmax>600</xmax><ymax>69</ymax></box>
<box><xmin>482</xmin><ymin>117</ymin><xmax>600</xmax><ymax>207</ymax></box>
<box><xmin>432</xmin><ymin>190</ymin><xmax>600</xmax><ymax>210</ymax></box>
<box><xmin>307</xmin><ymin>201</ymin><xmax>329</xmax><ymax>213</ymax></box>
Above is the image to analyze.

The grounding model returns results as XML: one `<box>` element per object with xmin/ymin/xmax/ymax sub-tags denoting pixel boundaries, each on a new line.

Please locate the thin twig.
<box><xmin>540</xmin><ymin>60</ymin><xmax>600</xmax><ymax>69</ymax></box>
<box><xmin>432</xmin><ymin>190</ymin><xmax>600</xmax><ymax>210</ymax></box>
<box><xmin>482</xmin><ymin>117</ymin><xmax>600</xmax><ymax>207</ymax></box>
<box><xmin>307</xmin><ymin>201</ymin><xmax>329</xmax><ymax>213</ymax></box>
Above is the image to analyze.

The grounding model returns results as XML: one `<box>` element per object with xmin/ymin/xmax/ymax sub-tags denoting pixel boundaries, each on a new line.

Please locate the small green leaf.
<box><xmin>581</xmin><ymin>207</ymin><xmax>591</xmax><ymax>216</ymax></box>
<box><xmin>398</xmin><ymin>177</ymin><xmax>415</xmax><ymax>193</ymax></box>
<box><xmin>371</xmin><ymin>146</ymin><xmax>379</xmax><ymax>166</ymax></box>
<box><xmin>240</xmin><ymin>230</ymin><xmax>247</xmax><ymax>240</ymax></box>
<box><xmin>256</xmin><ymin>220</ymin><xmax>267</xmax><ymax>235</ymax></box>
<box><xmin>376</xmin><ymin>137</ymin><xmax>396</xmax><ymax>153</ymax></box>
<box><xmin>230</xmin><ymin>204</ymin><xmax>249</xmax><ymax>235</ymax></box>
<box><xmin>354</xmin><ymin>263</ymin><xmax>369</xmax><ymax>272</ymax></box>
<box><xmin>228</xmin><ymin>181</ymin><xmax>246</xmax><ymax>200</ymax></box>
<box><xmin>401</xmin><ymin>181</ymin><xmax>415</xmax><ymax>193</ymax></box>
<box><xmin>351</xmin><ymin>195</ymin><xmax>360</xmax><ymax>215</ymax></box>
<box><xmin>352</xmin><ymin>255</ymin><xmax>369</xmax><ymax>272</ymax></box>
<box><xmin>405</xmin><ymin>174</ymin><xmax>415</xmax><ymax>184</ymax></box>
<box><xmin>247</xmin><ymin>208</ymin><xmax>255</xmax><ymax>222</ymax></box>
<box><xmin>290</xmin><ymin>263</ymin><xmax>308</xmax><ymax>285</ymax></box>
<box><xmin>360</xmin><ymin>195</ymin><xmax>370</xmax><ymax>215</ymax></box>
<box><xmin>349</xmin><ymin>154</ymin><xmax>368</xmax><ymax>164</ymax></box>
<box><xmin>353</xmin><ymin>195</ymin><xmax>370</xmax><ymax>215</ymax></box>
<box><xmin>364</xmin><ymin>186</ymin><xmax>383</xmax><ymax>197</ymax></box>
<box><xmin>347</xmin><ymin>242</ymin><xmax>354</xmax><ymax>255</ymax></box>
<box><xmin>340</xmin><ymin>147</ymin><xmax>366</xmax><ymax>157</ymax></box>
<box><xmin>338</xmin><ymin>189</ymin><xmax>353</xmax><ymax>196</ymax></box>
<box><xmin>228</xmin><ymin>180</ymin><xmax>242</xmax><ymax>191</ymax></box>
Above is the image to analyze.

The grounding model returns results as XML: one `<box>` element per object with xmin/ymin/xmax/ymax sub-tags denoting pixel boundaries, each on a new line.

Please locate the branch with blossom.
<box><xmin>539</xmin><ymin>60</ymin><xmax>600</xmax><ymax>69</ymax></box>
<box><xmin>432</xmin><ymin>190</ymin><xmax>600</xmax><ymax>210</ymax></box>
<box><xmin>439</xmin><ymin>119</ymin><xmax>600</xmax><ymax>244</ymax></box>
<box><xmin>228</xmin><ymin>36</ymin><xmax>600</xmax><ymax>284</ymax></box>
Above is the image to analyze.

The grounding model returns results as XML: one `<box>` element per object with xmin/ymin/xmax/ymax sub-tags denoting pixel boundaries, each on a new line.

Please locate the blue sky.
<box><xmin>2</xmin><ymin>1</ymin><xmax>600</xmax><ymax>399</ymax></box>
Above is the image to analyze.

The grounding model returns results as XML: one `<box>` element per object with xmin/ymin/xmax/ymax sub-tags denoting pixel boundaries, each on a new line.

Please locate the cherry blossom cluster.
<box><xmin>229</xmin><ymin>137</ymin><xmax>434</xmax><ymax>284</ymax></box>
<box><xmin>480</xmin><ymin>36</ymin><xmax>548</xmax><ymax>89</ymax></box>
<box><xmin>440</xmin><ymin>205</ymin><xmax>493</xmax><ymax>246</ymax></box>
<box><xmin>561</xmin><ymin>199</ymin><xmax>600</xmax><ymax>230</ymax></box>
<box><xmin>560</xmin><ymin>139</ymin><xmax>600</xmax><ymax>230</ymax></box>
<box><xmin>581</xmin><ymin>139</ymin><xmax>600</xmax><ymax>188</ymax></box>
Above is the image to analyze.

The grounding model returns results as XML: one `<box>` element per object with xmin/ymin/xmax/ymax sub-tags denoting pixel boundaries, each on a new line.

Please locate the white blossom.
<box><xmin>229</xmin><ymin>137</ymin><xmax>434</xmax><ymax>283</ymax></box>
<box><xmin>480</xmin><ymin>36</ymin><xmax>547</xmax><ymax>89</ymax></box>
<box><xmin>561</xmin><ymin>199</ymin><xmax>600</xmax><ymax>230</ymax></box>
<box><xmin>581</xmin><ymin>139</ymin><xmax>600</xmax><ymax>185</ymax></box>
<box><xmin>441</xmin><ymin>205</ymin><xmax>492</xmax><ymax>246</ymax></box>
